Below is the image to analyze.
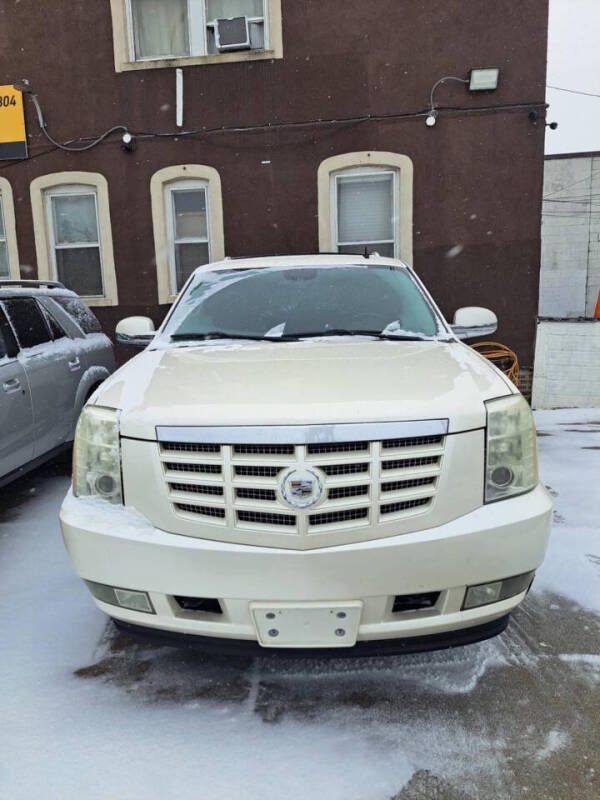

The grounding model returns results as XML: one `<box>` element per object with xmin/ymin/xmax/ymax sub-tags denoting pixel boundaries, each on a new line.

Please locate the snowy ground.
<box><xmin>1</xmin><ymin>409</ymin><xmax>598</xmax><ymax>800</ymax></box>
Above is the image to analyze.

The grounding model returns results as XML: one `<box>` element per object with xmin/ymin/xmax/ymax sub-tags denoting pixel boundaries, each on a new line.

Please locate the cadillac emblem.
<box><xmin>280</xmin><ymin>467</ymin><xmax>323</xmax><ymax>509</ymax></box>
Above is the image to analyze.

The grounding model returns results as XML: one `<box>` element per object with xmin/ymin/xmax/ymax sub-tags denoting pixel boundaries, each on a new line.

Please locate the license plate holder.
<box><xmin>250</xmin><ymin>601</ymin><xmax>363</xmax><ymax>648</ymax></box>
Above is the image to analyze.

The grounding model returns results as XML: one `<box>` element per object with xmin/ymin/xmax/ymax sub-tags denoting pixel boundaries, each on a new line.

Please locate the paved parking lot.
<box><xmin>1</xmin><ymin>410</ymin><xmax>598</xmax><ymax>800</ymax></box>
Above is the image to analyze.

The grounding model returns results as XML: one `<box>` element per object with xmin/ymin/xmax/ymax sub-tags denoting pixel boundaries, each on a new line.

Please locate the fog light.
<box><xmin>85</xmin><ymin>580</ymin><xmax>155</xmax><ymax>614</ymax></box>
<box><xmin>463</xmin><ymin>571</ymin><xmax>535</xmax><ymax>610</ymax></box>
<box><xmin>464</xmin><ymin>582</ymin><xmax>502</xmax><ymax>609</ymax></box>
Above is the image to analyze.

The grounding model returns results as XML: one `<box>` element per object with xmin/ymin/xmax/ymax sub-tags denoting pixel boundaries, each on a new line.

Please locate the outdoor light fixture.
<box><xmin>121</xmin><ymin>131</ymin><xmax>136</xmax><ymax>152</ymax></box>
<box><xmin>426</xmin><ymin>67</ymin><xmax>501</xmax><ymax>127</ymax></box>
<box><xmin>13</xmin><ymin>78</ymin><xmax>33</xmax><ymax>94</ymax></box>
<box><xmin>468</xmin><ymin>68</ymin><xmax>500</xmax><ymax>92</ymax></box>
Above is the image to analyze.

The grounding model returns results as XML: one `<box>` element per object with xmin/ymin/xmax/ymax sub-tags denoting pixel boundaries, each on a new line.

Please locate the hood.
<box><xmin>95</xmin><ymin>340</ymin><xmax>513</xmax><ymax>440</ymax></box>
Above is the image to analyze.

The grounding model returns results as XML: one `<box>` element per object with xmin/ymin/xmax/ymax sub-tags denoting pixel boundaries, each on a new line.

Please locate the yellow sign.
<box><xmin>0</xmin><ymin>85</ymin><xmax>27</xmax><ymax>160</ymax></box>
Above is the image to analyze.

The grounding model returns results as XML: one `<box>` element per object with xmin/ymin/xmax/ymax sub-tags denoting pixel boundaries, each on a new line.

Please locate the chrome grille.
<box><xmin>238</xmin><ymin>510</ymin><xmax>296</xmax><ymax>526</ymax></box>
<box><xmin>328</xmin><ymin>484</ymin><xmax>369</xmax><ymax>500</ymax></box>
<box><xmin>162</xmin><ymin>442</ymin><xmax>221</xmax><ymax>454</ymax></box>
<box><xmin>170</xmin><ymin>482</ymin><xmax>224</xmax><ymax>496</ymax></box>
<box><xmin>380</xmin><ymin>497</ymin><xmax>430</xmax><ymax>515</ymax></box>
<box><xmin>159</xmin><ymin>424</ymin><xmax>446</xmax><ymax>535</ymax></box>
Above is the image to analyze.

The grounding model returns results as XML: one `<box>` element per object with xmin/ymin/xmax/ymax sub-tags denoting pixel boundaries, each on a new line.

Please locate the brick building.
<box><xmin>1</xmin><ymin>0</ymin><xmax>550</xmax><ymax>364</ymax></box>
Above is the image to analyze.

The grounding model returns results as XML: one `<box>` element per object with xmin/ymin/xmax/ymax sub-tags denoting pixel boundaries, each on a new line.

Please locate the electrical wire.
<box><xmin>471</xmin><ymin>341</ymin><xmax>519</xmax><ymax>386</ymax></box>
<box><xmin>428</xmin><ymin>75</ymin><xmax>469</xmax><ymax>117</ymax></box>
<box><xmin>28</xmin><ymin>92</ymin><xmax>130</xmax><ymax>152</ymax></box>
<box><xmin>1</xmin><ymin>96</ymin><xmax>547</xmax><ymax>169</ymax></box>
<box><xmin>547</xmin><ymin>85</ymin><xmax>600</xmax><ymax>99</ymax></box>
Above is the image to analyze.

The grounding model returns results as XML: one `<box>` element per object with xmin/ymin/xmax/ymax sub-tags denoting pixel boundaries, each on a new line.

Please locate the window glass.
<box><xmin>131</xmin><ymin>0</ymin><xmax>189</xmax><ymax>58</ymax></box>
<box><xmin>206</xmin><ymin>0</ymin><xmax>263</xmax><ymax>19</ymax></box>
<box><xmin>51</xmin><ymin>195</ymin><xmax>98</xmax><ymax>244</ymax></box>
<box><xmin>55</xmin><ymin>249</ymin><xmax>104</xmax><ymax>297</ymax></box>
<box><xmin>168</xmin><ymin>184</ymin><xmax>210</xmax><ymax>292</ymax></box>
<box><xmin>0</xmin><ymin>307</ymin><xmax>17</xmax><ymax>358</ymax></box>
<box><xmin>167</xmin><ymin>265</ymin><xmax>438</xmax><ymax>339</ymax></box>
<box><xmin>48</xmin><ymin>191</ymin><xmax>104</xmax><ymax>297</ymax></box>
<box><xmin>175</xmin><ymin>243</ymin><xmax>210</xmax><ymax>289</ymax></box>
<box><xmin>52</xmin><ymin>296</ymin><xmax>102</xmax><ymax>334</ymax></box>
<box><xmin>0</xmin><ymin>195</ymin><xmax>8</xmax><ymax>279</ymax></box>
<box><xmin>42</xmin><ymin>307</ymin><xmax>68</xmax><ymax>340</ymax></box>
<box><xmin>337</xmin><ymin>172</ymin><xmax>394</xmax><ymax>252</ymax></box>
<box><xmin>173</xmin><ymin>189</ymin><xmax>207</xmax><ymax>238</ymax></box>
<box><xmin>3</xmin><ymin>299</ymin><xmax>52</xmax><ymax>349</ymax></box>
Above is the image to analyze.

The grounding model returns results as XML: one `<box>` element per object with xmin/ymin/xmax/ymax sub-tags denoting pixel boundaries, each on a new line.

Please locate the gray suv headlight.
<box><xmin>73</xmin><ymin>406</ymin><xmax>123</xmax><ymax>504</ymax></box>
<box><xmin>485</xmin><ymin>395</ymin><xmax>538</xmax><ymax>503</ymax></box>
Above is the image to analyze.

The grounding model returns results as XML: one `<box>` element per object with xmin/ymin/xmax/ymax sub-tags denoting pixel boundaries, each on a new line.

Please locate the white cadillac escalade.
<box><xmin>60</xmin><ymin>255</ymin><xmax>552</xmax><ymax>655</ymax></box>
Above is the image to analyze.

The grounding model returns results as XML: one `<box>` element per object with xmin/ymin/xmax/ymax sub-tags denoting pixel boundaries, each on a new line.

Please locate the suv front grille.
<box><xmin>159</xmin><ymin>428</ymin><xmax>445</xmax><ymax>534</ymax></box>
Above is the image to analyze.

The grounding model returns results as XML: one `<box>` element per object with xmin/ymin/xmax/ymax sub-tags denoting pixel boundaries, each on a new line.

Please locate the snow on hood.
<box><xmin>94</xmin><ymin>339</ymin><xmax>513</xmax><ymax>440</ymax></box>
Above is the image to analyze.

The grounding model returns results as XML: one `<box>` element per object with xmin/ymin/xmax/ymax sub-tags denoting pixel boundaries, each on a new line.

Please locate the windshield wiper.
<box><xmin>290</xmin><ymin>329</ymin><xmax>428</xmax><ymax>341</ymax></box>
<box><xmin>170</xmin><ymin>331</ymin><xmax>295</xmax><ymax>342</ymax></box>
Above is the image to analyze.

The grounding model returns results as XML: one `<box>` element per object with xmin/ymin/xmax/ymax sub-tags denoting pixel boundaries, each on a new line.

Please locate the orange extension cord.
<box><xmin>471</xmin><ymin>341</ymin><xmax>520</xmax><ymax>387</ymax></box>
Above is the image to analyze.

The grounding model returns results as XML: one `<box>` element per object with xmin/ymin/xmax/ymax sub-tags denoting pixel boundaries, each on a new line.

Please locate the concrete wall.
<box><xmin>539</xmin><ymin>155</ymin><xmax>600</xmax><ymax>317</ymax></box>
<box><xmin>532</xmin><ymin>320</ymin><xmax>600</xmax><ymax>408</ymax></box>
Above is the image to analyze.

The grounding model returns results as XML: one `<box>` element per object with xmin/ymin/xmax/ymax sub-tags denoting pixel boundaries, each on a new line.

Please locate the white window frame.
<box><xmin>112</xmin><ymin>0</ymin><xmax>282</xmax><ymax>72</ymax></box>
<box><xmin>0</xmin><ymin>178</ymin><xmax>20</xmax><ymax>280</ymax></box>
<box><xmin>165</xmin><ymin>179</ymin><xmax>211</xmax><ymax>296</ymax></box>
<box><xmin>30</xmin><ymin>172</ymin><xmax>119</xmax><ymax>307</ymax></box>
<box><xmin>331</xmin><ymin>167</ymin><xmax>398</xmax><ymax>257</ymax></box>
<box><xmin>317</xmin><ymin>152</ymin><xmax>414</xmax><ymax>266</ymax></box>
<box><xmin>44</xmin><ymin>185</ymin><xmax>105</xmax><ymax>299</ymax></box>
<box><xmin>151</xmin><ymin>165</ymin><xmax>224</xmax><ymax>304</ymax></box>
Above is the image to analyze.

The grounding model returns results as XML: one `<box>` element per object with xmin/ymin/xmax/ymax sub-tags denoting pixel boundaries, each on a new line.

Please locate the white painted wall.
<box><xmin>539</xmin><ymin>156</ymin><xmax>600</xmax><ymax>318</ymax></box>
<box><xmin>532</xmin><ymin>321</ymin><xmax>600</xmax><ymax>408</ymax></box>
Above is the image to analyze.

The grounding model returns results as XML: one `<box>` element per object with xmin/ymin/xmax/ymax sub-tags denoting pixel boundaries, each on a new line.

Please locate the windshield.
<box><xmin>163</xmin><ymin>265</ymin><xmax>440</xmax><ymax>341</ymax></box>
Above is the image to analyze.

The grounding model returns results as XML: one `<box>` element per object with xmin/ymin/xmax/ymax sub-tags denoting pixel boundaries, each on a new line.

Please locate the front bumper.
<box><xmin>60</xmin><ymin>484</ymin><xmax>552</xmax><ymax>651</ymax></box>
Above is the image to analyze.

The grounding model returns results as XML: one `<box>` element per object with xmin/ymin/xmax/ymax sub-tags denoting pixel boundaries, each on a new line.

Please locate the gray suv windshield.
<box><xmin>166</xmin><ymin>265</ymin><xmax>439</xmax><ymax>340</ymax></box>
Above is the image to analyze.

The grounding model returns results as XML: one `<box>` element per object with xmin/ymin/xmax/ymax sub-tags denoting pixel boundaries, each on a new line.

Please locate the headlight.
<box><xmin>485</xmin><ymin>394</ymin><xmax>538</xmax><ymax>503</ymax></box>
<box><xmin>73</xmin><ymin>406</ymin><xmax>122</xmax><ymax>504</ymax></box>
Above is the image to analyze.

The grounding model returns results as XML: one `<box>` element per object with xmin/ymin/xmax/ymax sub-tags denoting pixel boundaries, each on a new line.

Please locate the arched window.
<box><xmin>30</xmin><ymin>172</ymin><xmax>118</xmax><ymax>306</ymax></box>
<box><xmin>151</xmin><ymin>165</ymin><xmax>224</xmax><ymax>303</ymax></box>
<box><xmin>0</xmin><ymin>177</ymin><xmax>20</xmax><ymax>280</ymax></box>
<box><xmin>318</xmin><ymin>152</ymin><xmax>414</xmax><ymax>264</ymax></box>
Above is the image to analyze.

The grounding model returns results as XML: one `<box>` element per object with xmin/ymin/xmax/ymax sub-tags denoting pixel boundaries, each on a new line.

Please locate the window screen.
<box><xmin>335</xmin><ymin>170</ymin><xmax>396</xmax><ymax>257</ymax></box>
<box><xmin>2</xmin><ymin>299</ymin><xmax>52</xmax><ymax>349</ymax></box>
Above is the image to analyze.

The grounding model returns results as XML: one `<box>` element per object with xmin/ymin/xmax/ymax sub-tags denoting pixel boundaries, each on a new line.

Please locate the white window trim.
<box><xmin>45</xmin><ymin>185</ymin><xmax>105</xmax><ymax>299</ymax></box>
<box><xmin>165</xmin><ymin>179</ymin><xmax>211</xmax><ymax>296</ymax></box>
<box><xmin>30</xmin><ymin>172</ymin><xmax>118</xmax><ymax>307</ymax></box>
<box><xmin>318</xmin><ymin>152</ymin><xmax>414</xmax><ymax>266</ymax></box>
<box><xmin>151</xmin><ymin>165</ymin><xmax>224</xmax><ymax>304</ymax></box>
<box><xmin>0</xmin><ymin>178</ymin><xmax>20</xmax><ymax>280</ymax></box>
<box><xmin>111</xmin><ymin>0</ymin><xmax>282</xmax><ymax>72</ymax></box>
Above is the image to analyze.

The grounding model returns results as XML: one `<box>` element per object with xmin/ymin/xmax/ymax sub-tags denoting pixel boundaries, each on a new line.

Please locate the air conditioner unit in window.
<box><xmin>215</xmin><ymin>16</ymin><xmax>251</xmax><ymax>51</ymax></box>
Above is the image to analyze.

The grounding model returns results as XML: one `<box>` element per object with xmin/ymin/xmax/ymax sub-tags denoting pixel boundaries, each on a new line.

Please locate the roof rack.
<box><xmin>0</xmin><ymin>279</ymin><xmax>65</xmax><ymax>290</ymax></box>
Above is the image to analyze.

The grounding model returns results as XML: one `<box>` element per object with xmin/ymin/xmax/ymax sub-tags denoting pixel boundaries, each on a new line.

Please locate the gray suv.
<box><xmin>0</xmin><ymin>280</ymin><xmax>115</xmax><ymax>486</ymax></box>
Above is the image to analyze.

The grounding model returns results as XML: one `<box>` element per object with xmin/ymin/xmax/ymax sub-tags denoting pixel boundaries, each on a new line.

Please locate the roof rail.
<box><xmin>0</xmin><ymin>279</ymin><xmax>66</xmax><ymax>290</ymax></box>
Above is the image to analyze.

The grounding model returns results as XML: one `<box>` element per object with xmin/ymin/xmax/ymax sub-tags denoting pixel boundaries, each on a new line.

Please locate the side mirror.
<box><xmin>451</xmin><ymin>307</ymin><xmax>497</xmax><ymax>340</ymax></box>
<box><xmin>115</xmin><ymin>316</ymin><xmax>156</xmax><ymax>347</ymax></box>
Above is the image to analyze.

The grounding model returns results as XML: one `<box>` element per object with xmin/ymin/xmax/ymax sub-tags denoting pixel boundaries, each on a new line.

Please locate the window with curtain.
<box><xmin>0</xmin><ymin>195</ymin><xmax>8</xmax><ymax>278</ymax></box>
<box><xmin>46</xmin><ymin>187</ymin><xmax>104</xmax><ymax>297</ymax></box>
<box><xmin>333</xmin><ymin>168</ymin><xmax>397</xmax><ymax>257</ymax></box>
<box><xmin>166</xmin><ymin>181</ymin><xmax>211</xmax><ymax>292</ymax></box>
<box><xmin>128</xmin><ymin>0</ymin><xmax>265</xmax><ymax>59</ymax></box>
